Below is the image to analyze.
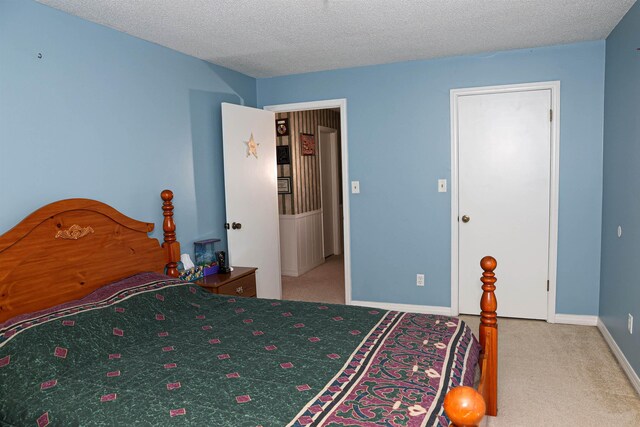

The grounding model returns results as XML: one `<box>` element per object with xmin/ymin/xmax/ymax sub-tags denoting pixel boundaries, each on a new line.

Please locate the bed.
<box><xmin>0</xmin><ymin>190</ymin><xmax>497</xmax><ymax>427</ymax></box>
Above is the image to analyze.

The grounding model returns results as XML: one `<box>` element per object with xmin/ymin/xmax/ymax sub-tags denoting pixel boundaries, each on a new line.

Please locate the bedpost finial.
<box><xmin>161</xmin><ymin>190</ymin><xmax>175</xmax><ymax>225</ymax></box>
<box><xmin>479</xmin><ymin>255</ymin><xmax>497</xmax><ymax>328</ymax></box>
<box><xmin>444</xmin><ymin>386</ymin><xmax>485</xmax><ymax>427</ymax></box>
<box><xmin>480</xmin><ymin>256</ymin><xmax>496</xmax><ymax>272</ymax></box>
<box><xmin>161</xmin><ymin>189</ymin><xmax>174</xmax><ymax>202</ymax></box>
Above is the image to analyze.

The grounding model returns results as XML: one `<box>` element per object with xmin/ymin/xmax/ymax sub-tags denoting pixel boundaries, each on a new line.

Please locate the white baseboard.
<box><xmin>554</xmin><ymin>314</ymin><xmax>599</xmax><ymax>326</ymax></box>
<box><xmin>281</xmin><ymin>258</ymin><xmax>324</xmax><ymax>277</ymax></box>
<box><xmin>350</xmin><ymin>300</ymin><xmax>452</xmax><ymax>316</ymax></box>
<box><xmin>597</xmin><ymin>319</ymin><xmax>640</xmax><ymax>396</ymax></box>
<box><xmin>282</xmin><ymin>258</ymin><xmax>324</xmax><ymax>278</ymax></box>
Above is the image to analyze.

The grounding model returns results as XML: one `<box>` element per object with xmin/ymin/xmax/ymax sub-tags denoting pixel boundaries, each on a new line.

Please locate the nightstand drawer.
<box><xmin>194</xmin><ymin>267</ymin><xmax>257</xmax><ymax>298</ymax></box>
<box><xmin>217</xmin><ymin>274</ymin><xmax>256</xmax><ymax>297</ymax></box>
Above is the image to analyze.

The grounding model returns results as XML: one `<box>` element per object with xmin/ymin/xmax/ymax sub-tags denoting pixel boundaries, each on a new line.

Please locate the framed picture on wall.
<box><xmin>277</xmin><ymin>177</ymin><xmax>292</xmax><ymax>194</ymax></box>
<box><xmin>300</xmin><ymin>133</ymin><xmax>316</xmax><ymax>156</ymax></box>
<box><xmin>276</xmin><ymin>118</ymin><xmax>289</xmax><ymax>137</ymax></box>
<box><xmin>276</xmin><ymin>145</ymin><xmax>290</xmax><ymax>165</ymax></box>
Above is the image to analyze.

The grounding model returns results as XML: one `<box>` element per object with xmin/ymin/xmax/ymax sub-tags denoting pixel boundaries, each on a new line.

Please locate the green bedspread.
<box><xmin>0</xmin><ymin>272</ymin><xmax>479</xmax><ymax>426</ymax></box>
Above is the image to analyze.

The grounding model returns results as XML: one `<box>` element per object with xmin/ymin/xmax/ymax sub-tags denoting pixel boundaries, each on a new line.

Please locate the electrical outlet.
<box><xmin>629</xmin><ymin>313</ymin><xmax>634</xmax><ymax>334</ymax></box>
<box><xmin>416</xmin><ymin>274</ymin><xmax>425</xmax><ymax>287</ymax></box>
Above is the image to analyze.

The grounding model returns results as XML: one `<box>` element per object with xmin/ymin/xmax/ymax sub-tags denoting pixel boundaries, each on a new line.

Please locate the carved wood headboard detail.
<box><xmin>0</xmin><ymin>190</ymin><xmax>180</xmax><ymax>323</ymax></box>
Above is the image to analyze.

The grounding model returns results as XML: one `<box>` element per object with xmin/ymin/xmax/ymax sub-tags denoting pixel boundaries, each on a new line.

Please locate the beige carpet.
<box><xmin>281</xmin><ymin>262</ymin><xmax>640</xmax><ymax>425</ymax></box>
<box><xmin>460</xmin><ymin>315</ymin><xmax>640</xmax><ymax>426</ymax></box>
<box><xmin>282</xmin><ymin>254</ymin><xmax>345</xmax><ymax>304</ymax></box>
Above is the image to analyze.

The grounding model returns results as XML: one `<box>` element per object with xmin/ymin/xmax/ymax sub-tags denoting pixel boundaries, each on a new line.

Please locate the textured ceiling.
<box><xmin>37</xmin><ymin>0</ymin><xmax>636</xmax><ymax>78</ymax></box>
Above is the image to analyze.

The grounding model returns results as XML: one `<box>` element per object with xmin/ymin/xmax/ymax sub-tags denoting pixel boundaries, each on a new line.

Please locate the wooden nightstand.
<box><xmin>194</xmin><ymin>267</ymin><xmax>257</xmax><ymax>298</ymax></box>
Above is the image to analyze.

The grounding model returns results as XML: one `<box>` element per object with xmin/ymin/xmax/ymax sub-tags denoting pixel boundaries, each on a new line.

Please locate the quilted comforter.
<box><xmin>0</xmin><ymin>273</ymin><xmax>479</xmax><ymax>426</ymax></box>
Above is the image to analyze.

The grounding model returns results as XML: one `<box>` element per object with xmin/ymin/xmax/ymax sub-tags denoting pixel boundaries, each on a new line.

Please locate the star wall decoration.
<box><xmin>244</xmin><ymin>133</ymin><xmax>259</xmax><ymax>158</ymax></box>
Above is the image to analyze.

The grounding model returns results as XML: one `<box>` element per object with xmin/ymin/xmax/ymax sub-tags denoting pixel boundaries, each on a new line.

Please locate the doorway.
<box><xmin>450</xmin><ymin>82</ymin><xmax>560</xmax><ymax>322</ymax></box>
<box><xmin>264</xmin><ymin>100</ymin><xmax>351</xmax><ymax>305</ymax></box>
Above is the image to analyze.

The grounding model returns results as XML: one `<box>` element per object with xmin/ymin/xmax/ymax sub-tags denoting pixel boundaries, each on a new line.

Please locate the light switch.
<box><xmin>438</xmin><ymin>179</ymin><xmax>447</xmax><ymax>193</ymax></box>
<box><xmin>351</xmin><ymin>181</ymin><xmax>360</xmax><ymax>194</ymax></box>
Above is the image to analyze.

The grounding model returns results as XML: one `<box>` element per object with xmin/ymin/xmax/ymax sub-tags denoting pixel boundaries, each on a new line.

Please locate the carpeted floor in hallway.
<box><xmin>281</xmin><ymin>254</ymin><xmax>344</xmax><ymax>304</ymax></box>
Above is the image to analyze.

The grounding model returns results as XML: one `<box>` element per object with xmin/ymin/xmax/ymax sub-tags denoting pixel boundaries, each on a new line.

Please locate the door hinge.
<box><xmin>547</xmin><ymin>280</ymin><xmax>549</xmax><ymax>292</ymax></box>
<box><xmin>550</xmin><ymin>109</ymin><xmax>553</xmax><ymax>122</ymax></box>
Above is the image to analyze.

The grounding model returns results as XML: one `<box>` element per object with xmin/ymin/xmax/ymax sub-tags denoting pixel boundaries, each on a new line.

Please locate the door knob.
<box><xmin>232</xmin><ymin>222</ymin><xmax>242</xmax><ymax>230</ymax></box>
<box><xmin>461</xmin><ymin>215</ymin><xmax>470</xmax><ymax>223</ymax></box>
<box><xmin>224</xmin><ymin>223</ymin><xmax>230</xmax><ymax>230</ymax></box>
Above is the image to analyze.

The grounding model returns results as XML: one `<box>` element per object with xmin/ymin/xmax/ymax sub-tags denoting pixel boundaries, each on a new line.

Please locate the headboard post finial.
<box><xmin>161</xmin><ymin>190</ymin><xmax>180</xmax><ymax>277</ymax></box>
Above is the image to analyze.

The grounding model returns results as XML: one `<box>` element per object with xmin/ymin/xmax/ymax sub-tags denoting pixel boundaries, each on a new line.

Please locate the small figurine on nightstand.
<box><xmin>216</xmin><ymin>251</ymin><xmax>230</xmax><ymax>274</ymax></box>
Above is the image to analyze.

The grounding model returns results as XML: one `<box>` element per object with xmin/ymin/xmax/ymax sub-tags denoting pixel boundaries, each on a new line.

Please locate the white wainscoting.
<box><xmin>280</xmin><ymin>210</ymin><xmax>325</xmax><ymax>277</ymax></box>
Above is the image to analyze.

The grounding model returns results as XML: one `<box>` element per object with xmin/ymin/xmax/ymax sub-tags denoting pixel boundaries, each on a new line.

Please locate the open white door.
<box><xmin>221</xmin><ymin>103</ymin><xmax>281</xmax><ymax>299</ymax></box>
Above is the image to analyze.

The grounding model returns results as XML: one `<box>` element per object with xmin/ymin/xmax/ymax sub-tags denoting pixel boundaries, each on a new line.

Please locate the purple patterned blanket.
<box><xmin>289</xmin><ymin>311</ymin><xmax>480</xmax><ymax>426</ymax></box>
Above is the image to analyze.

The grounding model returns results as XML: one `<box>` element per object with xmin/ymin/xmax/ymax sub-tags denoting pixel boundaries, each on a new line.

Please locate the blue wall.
<box><xmin>0</xmin><ymin>0</ymin><xmax>257</xmax><ymax>254</ymax></box>
<box><xmin>600</xmin><ymin>1</ymin><xmax>640</xmax><ymax>376</ymax></box>
<box><xmin>258</xmin><ymin>42</ymin><xmax>606</xmax><ymax>314</ymax></box>
<box><xmin>1</xmin><ymin>1</ymin><xmax>608</xmax><ymax>317</ymax></box>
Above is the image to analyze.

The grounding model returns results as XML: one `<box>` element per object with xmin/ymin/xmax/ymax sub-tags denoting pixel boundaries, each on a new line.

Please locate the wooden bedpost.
<box><xmin>479</xmin><ymin>255</ymin><xmax>498</xmax><ymax>417</ymax></box>
<box><xmin>444</xmin><ymin>256</ymin><xmax>498</xmax><ymax>426</ymax></box>
<box><xmin>161</xmin><ymin>190</ymin><xmax>181</xmax><ymax>277</ymax></box>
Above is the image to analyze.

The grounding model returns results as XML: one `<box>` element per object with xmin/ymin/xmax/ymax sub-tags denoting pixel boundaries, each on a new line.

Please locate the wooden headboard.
<box><xmin>0</xmin><ymin>190</ymin><xmax>180</xmax><ymax>323</ymax></box>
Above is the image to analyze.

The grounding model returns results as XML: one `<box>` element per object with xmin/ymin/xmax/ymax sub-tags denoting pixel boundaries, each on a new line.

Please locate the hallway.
<box><xmin>281</xmin><ymin>255</ymin><xmax>344</xmax><ymax>304</ymax></box>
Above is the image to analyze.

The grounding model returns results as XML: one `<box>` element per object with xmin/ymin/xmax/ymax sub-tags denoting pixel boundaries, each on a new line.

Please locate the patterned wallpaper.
<box><xmin>276</xmin><ymin>109</ymin><xmax>341</xmax><ymax>215</ymax></box>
